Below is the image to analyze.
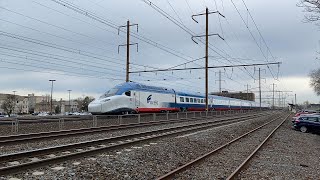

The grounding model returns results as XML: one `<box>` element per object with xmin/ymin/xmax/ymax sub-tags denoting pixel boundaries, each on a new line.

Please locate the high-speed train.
<box><xmin>88</xmin><ymin>82</ymin><xmax>270</xmax><ymax>114</ymax></box>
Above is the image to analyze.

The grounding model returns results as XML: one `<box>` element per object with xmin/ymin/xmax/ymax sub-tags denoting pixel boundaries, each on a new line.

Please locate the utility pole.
<box><xmin>272</xmin><ymin>83</ymin><xmax>276</xmax><ymax>109</ymax></box>
<box><xmin>191</xmin><ymin>8</ymin><xmax>225</xmax><ymax>111</ymax></box>
<box><xmin>49</xmin><ymin>80</ymin><xmax>56</xmax><ymax>114</ymax></box>
<box><xmin>118</xmin><ymin>20</ymin><xmax>138</xmax><ymax>82</ymax></box>
<box><xmin>244</xmin><ymin>84</ymin><xmax>250</xmax><ymax>100</ymax></box>
<box><xmin>259</xmin><ymin>68</ymin><xmax>261</xmax><ymax>110</ymax></box>
<box><xmin>215</xmin><ymin>70</ymin><xmax>225</xmax><ymax>93</ymax></box>
<box><xmin>295</xmin><ymin>93</ymin><xmax>297</xmax><ymax>105</ymax></box>
<box><xmin>219</xmin><ymin>70</ymin><xmax>221</xmax><ymax>93</ymax></box>
<box><xmin>278</xmin><ymin>91</ymin><xmax>281</xmax><ymax>108</ymax></box>
<box><xmin>68</xmin><ymin>90</ymin><xmax>72</xmax><ymax>112</ymax></box>
<box><xmin>254</xmin><ymin>68</ymin><xmax>265</xmax><ymax>110</ymax></box>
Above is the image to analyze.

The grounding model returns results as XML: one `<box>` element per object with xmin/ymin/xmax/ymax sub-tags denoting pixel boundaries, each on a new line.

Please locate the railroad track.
<box><xmin>156</xmin><ymin>112</ymin><xmax>291</xmax><ymax>180</ymax></box>
<box><xmin>0</xmin><ymin>112</ymin><xmax>266</xmax><ymax>145</ymax></box>
<box><xmin>0</xmin><ymin>112</ymin><xmax>276</xmax><ymax>175</ymax></box>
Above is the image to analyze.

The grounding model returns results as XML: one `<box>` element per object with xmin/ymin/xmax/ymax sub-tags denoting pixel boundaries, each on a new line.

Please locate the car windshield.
<box><xmin>99</xmin><ymin>88</ymin><xmax>119</xmax><ymax>99</ymax></box>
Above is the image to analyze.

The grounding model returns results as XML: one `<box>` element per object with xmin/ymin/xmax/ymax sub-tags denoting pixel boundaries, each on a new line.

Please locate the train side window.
<box><xmin>125</xmin><ymin>91</ymin><xmax>131</xmax><ymax>96</ymax></box>
<box><xmin>201</xmin><ymin>99</ymin><xmax>204</xmax><ymax>103</ymax></box>
<box><xmin>180</xmin><ymin>97</ymin><xmax>184</xmax><ymax>102</ymax></box>
<box><xmin>197</xmin><ymin>99</ymin><xmax>200</xmax><ymax>103</ymax></box>
<box><xmin>190</xmin><ymin>98</ymin><xmax>194</xmax><ymax>103</ymax></box>
<box><xmin>186</xmin><ymin>98</ymin><xmax>190</xmax><ymax>102</ymax></box>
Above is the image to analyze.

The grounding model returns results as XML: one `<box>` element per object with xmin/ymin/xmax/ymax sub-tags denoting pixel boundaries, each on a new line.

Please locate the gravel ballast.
<box><xmin>238</xmin><ymin>117</ymin><xmax>320</xmax><ymax>179</ymax></box>
<box><xmin>0</xmin><ymin>113</ymin><xmax>264</xmax><ymax>155</ymax></box>
<box><xmin>2</xmin><ymin>111</ymin><xmax>282</xmax><ymax>179</ymax></box>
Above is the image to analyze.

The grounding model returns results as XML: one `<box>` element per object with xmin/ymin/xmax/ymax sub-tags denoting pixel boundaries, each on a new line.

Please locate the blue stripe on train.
<box><xmin>164</xmin><ymin>103</ymin><xmax>254</xmax><ymax>109</ymax></box>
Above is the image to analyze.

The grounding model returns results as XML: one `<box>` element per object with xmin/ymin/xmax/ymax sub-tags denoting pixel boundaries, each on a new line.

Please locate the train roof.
<box><xmin>115</xmin><ymin>82</ymin><xmax>175</xmax><ymax>94</ymax></box>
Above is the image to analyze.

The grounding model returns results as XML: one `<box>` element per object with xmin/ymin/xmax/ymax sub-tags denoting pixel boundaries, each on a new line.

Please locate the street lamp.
<box><xmin>49</xmin><ymin>80</ymin><xmax>56</xmax><ymax>114</ymax></box>
<box><xmin>68</xmin><ymin>90</ymin><xmax>72</xmax><ymax>112</ymax></box>
<box><xmin>12</xmin><ymin>90</ymin><xmax>16</xmax><ymax>114</ymax></box>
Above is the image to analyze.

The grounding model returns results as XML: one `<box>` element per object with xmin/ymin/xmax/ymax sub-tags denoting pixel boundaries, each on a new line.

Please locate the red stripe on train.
<box><xmin>136</xmin><ymin>108</ymin><xmax>179</xmax><ymax>113</ymax></box>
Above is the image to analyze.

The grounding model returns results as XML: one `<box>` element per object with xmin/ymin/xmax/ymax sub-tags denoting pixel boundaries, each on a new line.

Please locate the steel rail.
<box><xmin>156</xmin><ymin>113</ymin><xmax>290</xmax><ymax>180</ymax></box>
<box><xmin>0</xmin><ymin>112</ymin><xmax>264</xmax><ymax>145</ymax></box>
<box><xmin>226</xmin><ymin>113</ymin><xmax>290</xmax><ymax>179</ymax></box>
<box><xmin>0</xmin><ymin>113</ymin><xmax>275</xmax><ymax>175</ymax></box>
<box><xmin>0</xmin><ymin>113</ymin><xmax>266</xmax><ymax>161</ymax></box>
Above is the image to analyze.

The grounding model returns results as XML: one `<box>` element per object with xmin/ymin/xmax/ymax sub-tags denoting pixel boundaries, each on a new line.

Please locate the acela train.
<box><xmin>88</xmin><ymin>82</ymin><xmax>270</xmax><ymax>114</ymax></box>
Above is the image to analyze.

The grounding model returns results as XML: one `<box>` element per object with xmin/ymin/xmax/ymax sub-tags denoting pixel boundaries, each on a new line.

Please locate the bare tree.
<box><xmin>309</xmin><ymin>69</ymin><xmax>320</xmax><ymax>95</ymax></box>
<box><xmin>0</xmin><ymin>95</ymin><xmax>15</xmax><ymax>117</ymax></box>
<box><xmin>298</xmin><ymin>0</ymin><xmax>320</xmax><ymax>24</ymax></box>
<box><xmin>76</xmin><ymin>96</ymin><xmax>95</xmax><ymax>112</ymax></box>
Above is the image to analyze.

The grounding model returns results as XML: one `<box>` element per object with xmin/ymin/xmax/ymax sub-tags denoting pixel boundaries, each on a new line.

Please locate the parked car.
<box><xmin>292</xmin><ymin>113</ymin><xmax>316</xmax><ymax>123</ymax></box>
<box><xmin>293</xmin><ymin>115</ymin><xmax>320</xmax><ymax>133</ymax></box>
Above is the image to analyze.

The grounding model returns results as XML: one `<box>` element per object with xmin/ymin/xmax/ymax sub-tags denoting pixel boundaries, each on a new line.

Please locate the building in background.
<box><xmin>0</xmin><ymin>93</ymin><xmax>30</xmax><ymax>114</ymax></box>
<box><xmin>0</xmin><ymin>93</ymin><xmax>79</xmax><ymax>114</ymax></box>
<box><xmin>210</xmin><ymin>91</ymin><xmax>256</xmax><ymax>101</ymax></box>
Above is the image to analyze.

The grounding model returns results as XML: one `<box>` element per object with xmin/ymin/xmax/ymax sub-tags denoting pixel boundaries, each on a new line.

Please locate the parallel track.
<box><xmin>156</xmin><ymin>112</ymin><xmax>290</xmax><ymax>180</ymax></box>
<box><xmin>0</xmin><ymin>112</ymin><xmax>265</xmax><ymax>145</ymax></box>
<box><xmin>0</xmin><ymin>112</ymin><xmax>275</xmax><ymax>175</ymax></box>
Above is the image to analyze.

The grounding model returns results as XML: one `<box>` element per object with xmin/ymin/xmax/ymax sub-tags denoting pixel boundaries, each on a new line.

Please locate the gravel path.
<box><xmin>2</xmin><ymin>111</ymin><xmax>281</xmax><ymax>179</ymax></box>
<box><xmin>238</xmin><ymin>116</ymin><xmax>320</xmax><ymax>179</ymax></box>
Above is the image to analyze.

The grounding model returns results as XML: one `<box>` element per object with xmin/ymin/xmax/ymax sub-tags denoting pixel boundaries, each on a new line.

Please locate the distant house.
<box><xmin>308</xmin><ymin>104</ymin><xmax>320</xmax><ymax>111</ymax></box>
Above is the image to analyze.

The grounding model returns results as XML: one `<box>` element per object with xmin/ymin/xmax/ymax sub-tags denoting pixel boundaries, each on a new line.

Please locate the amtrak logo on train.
<box><xmin>147</xmin><ymin>94</ymin><xmax>158</xmax><ymax>105</ymax></box>
<box><xmin>147</xmin><ymin>95</ymin><xmax>152</xmax><ymax>103</ymax></box>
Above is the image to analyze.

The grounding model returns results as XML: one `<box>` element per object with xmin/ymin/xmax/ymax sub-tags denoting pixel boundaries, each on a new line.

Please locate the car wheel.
<box><xmin>300</xmin><ymin>126</ymin><xmax>308</xmax><ymax>133</ymax></box>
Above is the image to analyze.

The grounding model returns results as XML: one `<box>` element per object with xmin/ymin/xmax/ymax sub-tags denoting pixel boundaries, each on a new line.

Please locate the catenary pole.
<box><xmin>49</xmin><ymin>80</ymin><xmax>56</xmax><ymax>114</ymax></box>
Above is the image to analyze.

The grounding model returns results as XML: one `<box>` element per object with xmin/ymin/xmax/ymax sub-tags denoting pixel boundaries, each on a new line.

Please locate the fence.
<box><xmin>0</xmin><ymin>109</ymin><xmax>257</xmax><ymax>135</ymax></box>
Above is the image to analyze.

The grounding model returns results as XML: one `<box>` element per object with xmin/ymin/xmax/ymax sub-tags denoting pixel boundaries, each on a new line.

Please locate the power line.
<box><xmin>0</xmin><ymin>18</ymin><xmax>117</xmax><ymax>55</ymax></box>
<box><xmin>0</xmin><ymin>6</ymin><xmax>117</xmax><ymax>47</ymax></box>
<box><xmin>0</xmin><ymin>44</ymin><xmax>124</xmax><ymax>69</ymax></box>
<box><xmin>49</xmin><ymin>0</ymin><xmax>195</xmax><ymax>62</ymax></box>
<box><xmin>230</xmin><ymin>0</ymin><xmax>277</xmax><ymax>79</ymax></box>
<box><xmin>0</xmin><ymin>51</ymin><xmax>125</xmax><ymax>76</ymax></box>
<box><xmin>240</xmin><ymin>0</ymin><xmax>276</xmax><ymax>61</ymax></box>
<box><xmin>142</xmin><ymin>0</ymin><xmax>259</xmax><ymax>83</ymax></box>
<box><xmin>0</xmin><ymin>31</ymin><xmax>126</xmax><ymax>66</ymax></box>
<box><xmin>47</xmin><ymin>0</ymin><xmax>218</xmax><ymax>90</ymax></box>
<box><xmin>0</xmin><ymin>58</ymin><xmax>124</xmax><ymax>80</ymax></box>
<box><xmin>130</xmin><ymin>62</ymin><xmax>281</xmax><ymax>73</ymax></box>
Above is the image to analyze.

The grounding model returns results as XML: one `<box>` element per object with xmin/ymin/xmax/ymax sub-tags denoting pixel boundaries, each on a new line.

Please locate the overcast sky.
<box><xmin>0</xmin><ymin>0</ymin><xmax>319</xmax><ymax>104</ymax></box>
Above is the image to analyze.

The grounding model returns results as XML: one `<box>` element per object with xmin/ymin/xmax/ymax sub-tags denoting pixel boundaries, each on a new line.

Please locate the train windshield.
<box><xmin>99</xmin><ymin>88</ymin><xmax>119</xmax><ymax>99</ymax></box>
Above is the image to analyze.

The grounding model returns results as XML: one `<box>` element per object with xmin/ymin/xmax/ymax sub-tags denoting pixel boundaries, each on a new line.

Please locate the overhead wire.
<box><xmin>230</xmin><ymin>0</ymin><xmax>277</xmax><ymax>79</ymax></box>
<box><xmin>0</xmin><ymin>51</ymin><xmax>125</xmax><ymax>77</ymax></box>
<box><xmin>143</xmin><ymin>0</ymin><xmax>258</xmax><ymax>81</ymax></box>
<box><xmin>0</xmin><ymin>43</ymin><xmax>123</xmax><ymax>69</ymax></box>
<box><xmin>0</xmin><ymin>18</ymin><xmax>118</xmax><ymax>55</ymax></box>
<box><xmin>0</xmin><ymin>6</ymin><xmax>117</xmax><ymax>47</ymax></box>
<box><xmin>0</xmin><ymin>58</ymin><xmax>124</xmax><ymax>80</ymax></box>
<box><xmin>46</xmin><ymin>0</ymin><xmax>212</xmax><ymax>91</ymax></box>
<box><xmin>0</xmin><ymin>31</ymin><xmax>126</xmax><ymax>67</ymax></box>
<box><xmin>31</xmin><ymin>1</ymin><xmax>193</xmax><ymax>75</ymax></box>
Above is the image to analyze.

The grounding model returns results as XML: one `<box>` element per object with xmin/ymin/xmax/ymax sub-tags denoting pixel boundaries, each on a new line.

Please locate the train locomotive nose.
<box><xmin>88</xmin><ymin>102</ymin><xmax>102</xmax><ymax>114</ymax></box>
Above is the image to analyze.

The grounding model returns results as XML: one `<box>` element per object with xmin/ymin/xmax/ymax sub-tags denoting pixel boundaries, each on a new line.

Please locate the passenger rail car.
<box><xmin>88</xmin><ymin>82</ymin><xmax>270</xmax><ymax>114</ymax></box>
